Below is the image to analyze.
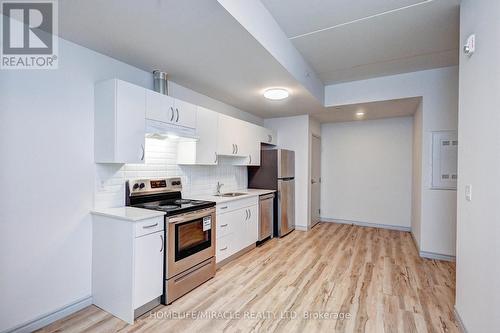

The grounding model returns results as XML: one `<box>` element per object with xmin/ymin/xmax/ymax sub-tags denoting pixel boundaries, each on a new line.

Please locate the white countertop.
<box><xmin>190</xmin><ymin>188</ymin><xmax>275</xmax><ymax>204</ymax></box>
<box><xmin>91</xmin><ymin>206</ymin><xmax>165</xmax><ymax>222</ymax></box>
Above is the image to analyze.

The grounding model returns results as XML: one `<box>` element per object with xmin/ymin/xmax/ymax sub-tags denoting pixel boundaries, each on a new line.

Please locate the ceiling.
<box><xmin>58</xmin><ymin>0</ymin><xmax>459</xmax><ymax>119</ymax></box>
<box><xmin>261</xmin><ymin>0</ymin><xmax>460</xmax><ymax>84</ymax></box>
<box><xmin>58</xmin><ymin>0</ymin><xmax>323</xmax><ymax>118</ymax></box>
<box><xmin>313</xmin><ymin>97</ymin><xmax>422</xmax><ymax>123</ymax></box>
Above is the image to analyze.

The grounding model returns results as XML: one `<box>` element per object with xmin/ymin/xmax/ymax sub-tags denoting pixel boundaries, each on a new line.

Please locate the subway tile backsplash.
<box><xmin>94</xmin><ymin>137</ymin><xmax>247</xmax><ymax>209</ymax></box>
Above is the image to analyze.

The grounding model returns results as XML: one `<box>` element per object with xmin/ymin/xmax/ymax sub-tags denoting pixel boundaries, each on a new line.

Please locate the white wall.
<box><xmin>0</xmin><ymin>37</ymin><xmax>260</xmax><ymax>332</ymax></box>
<box><xmin>411</xmin><ymin>101</ymin><xmax>423</xmax><ymax>247</ymax></box>
<box><xmin>308</xmin><ymin>117</ymin><xmax>321</xmax><ymax>225</ymax></box>
<box><xmin>264</xmin><ymin>115</ymin><xmax>310</xmax><ymax>230</ymax></box>
<box><xmin>325</xmin><ymin>67</ymin><xmax>458</xmax><ymax>257</ymax></box>
<box><xmin>320</xmin><ymin>117</ymin><xmax>413</xmax><ymax>229</ymax></box>
<box><xmin>455</xmin><ymin>1</ymin><xmax>500</xmax><ymax>332</ymax></box>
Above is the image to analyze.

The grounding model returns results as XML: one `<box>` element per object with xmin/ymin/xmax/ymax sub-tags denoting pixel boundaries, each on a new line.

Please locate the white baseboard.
<box><xmin>420</xmin><ymin>251</ymin><xmax>455</xmax><ymax>262</ymax></box>
<box><xmin>4</xmin><ymin>296</ymin><xmax>92</xmax><ymax>333</ymax></box>
<box><xmin>454</xmin><ymin>307</ymin><xmax>468</xmax><ymax>333</ymax></box>
<box><xmin>295</xmin><ymin>225</ymin><xmax>310</xmax><ymax>231</ymax></box>
<box><xmin>320</xmin><ymin>217</ymin><xmax>411</xmax><ymax>232</ymax></box>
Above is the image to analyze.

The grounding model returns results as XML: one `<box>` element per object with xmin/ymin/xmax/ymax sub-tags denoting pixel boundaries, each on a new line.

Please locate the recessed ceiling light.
<box><xmin>263</xmin><ymin>88</ymin><xmax>289</xmax><ymax>100</ymax></box>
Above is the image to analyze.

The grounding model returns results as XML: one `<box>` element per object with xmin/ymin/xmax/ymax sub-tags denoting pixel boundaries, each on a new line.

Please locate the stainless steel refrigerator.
<box><xmin>248</xmin><ymin>149</ymin><xmax>295</xmax><ymax>237</ymax></box>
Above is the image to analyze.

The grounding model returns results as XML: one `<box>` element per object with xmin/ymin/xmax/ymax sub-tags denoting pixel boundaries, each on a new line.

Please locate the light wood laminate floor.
<box><xmin>38</xmin><ymin>223</ymin><xmax>459</xmax><ymax>333</ymax></box>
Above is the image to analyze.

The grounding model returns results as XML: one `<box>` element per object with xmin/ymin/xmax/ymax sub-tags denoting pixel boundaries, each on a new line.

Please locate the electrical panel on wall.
<box><xmin>431</xmin><ymin>131</ymin><xmax>458</xmax><ymax>190</ymax></box>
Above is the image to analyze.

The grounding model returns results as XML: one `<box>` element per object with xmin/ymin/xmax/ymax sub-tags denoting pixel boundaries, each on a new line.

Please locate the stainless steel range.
<box><xmin>126</xmin><ymin>177</ymin><xmax>216</xmax><ymax>304</ymax></box>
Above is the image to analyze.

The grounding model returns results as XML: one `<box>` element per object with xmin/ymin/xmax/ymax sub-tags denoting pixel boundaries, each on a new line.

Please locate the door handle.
<box><xmin>214</xmin><ymin>152</ymin><xmax>218</xmax><ymax>163</ymax></box>
<box><xmin>160</xmin><ymin>234</ymin><xmax>164</xmax><ymax>252</ymax></box>
<box><xmin>140</xmin><ymin>144</ymin><xmax>145</xmax><ymax>161</ymax></box>
<box><xmin>232</xmin><ymin>144</ymin><xmax>235</xmax><ymax>154</ymax></box>
<box><xmin>245</xmin><ymin>209</ymin><xmax>249</xmax><ymax>221</ymax></box>
<box><xmin>248</xmin><ymin>209</ymin><xmax>251</xmax><ymax>219</ymax></box>
<box><xmin>249</xmin><ymin>154</ymin><xmax>252</xmax><ymax>164</ymax></box>
<box><xmin>176</xmin><ymin>108</ymin><xmax>179</xmax><ymax>122</ymax></box>
<box><xmin>236</xmin><ymin>145</ymin><xmax>238</xmax><ymax>154</ymax></box>
<box><xmin>170</xmin><ymin>107</ymin><xmax>175</xmax><ymax>121</ymax></box>
<box><xmin>143</xmin><ymin>222</ymin><xmax>158</xmax><ymax>229</ymax></box>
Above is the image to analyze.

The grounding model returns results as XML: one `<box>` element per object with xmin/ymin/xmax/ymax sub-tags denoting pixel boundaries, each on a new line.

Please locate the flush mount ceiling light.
<box><xmin>263</xmin><ymin>88</ymin><xmax>289</xmax><ymax>100</ymax></box>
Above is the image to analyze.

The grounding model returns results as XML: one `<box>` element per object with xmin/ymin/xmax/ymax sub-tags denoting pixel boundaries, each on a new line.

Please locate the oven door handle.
<box><xmin>168</xmin><ymin>207</ymin><xmax>215</xmax><ymax>224</ymax></box>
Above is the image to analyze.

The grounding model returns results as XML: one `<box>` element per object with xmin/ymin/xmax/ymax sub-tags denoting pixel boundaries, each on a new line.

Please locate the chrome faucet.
<box><xmin>216</xmin><ymin>182</ymin><xmax>224</xmax><ymax>195</ymax></box>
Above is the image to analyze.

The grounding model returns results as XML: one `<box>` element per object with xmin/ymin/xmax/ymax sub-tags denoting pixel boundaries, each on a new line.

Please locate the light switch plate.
<box><xmin>465</xmin><ymin>185</ymin><xmax>472</xmax><ymax>201</ymax></box>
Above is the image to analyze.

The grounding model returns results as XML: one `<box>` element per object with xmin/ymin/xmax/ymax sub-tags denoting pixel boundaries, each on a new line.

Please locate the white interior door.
<box><xmin>311</xmin><ymin>135</ymin><xmax>321</xmax><ymax>227</ymax></box>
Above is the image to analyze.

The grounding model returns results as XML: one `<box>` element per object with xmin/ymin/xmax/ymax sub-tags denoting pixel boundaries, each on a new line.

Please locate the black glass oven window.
<box><xmin>175</xmin><ymin>217</ymin><xmax>211</xmax><ymax>261</ymax></box>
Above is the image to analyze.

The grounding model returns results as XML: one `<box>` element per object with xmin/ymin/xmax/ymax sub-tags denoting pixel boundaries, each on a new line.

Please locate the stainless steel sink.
<box><xmin>215</xmin><ymin>192</ymin><xmax>247</xmax><ymax>197</ymax></box>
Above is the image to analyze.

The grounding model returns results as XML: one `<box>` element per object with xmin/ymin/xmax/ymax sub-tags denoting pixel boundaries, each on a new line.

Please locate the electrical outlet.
<box><xmin>465</xmin><ymin>185</ymin><xmax>472</xmax><ymax>201</ymax></box>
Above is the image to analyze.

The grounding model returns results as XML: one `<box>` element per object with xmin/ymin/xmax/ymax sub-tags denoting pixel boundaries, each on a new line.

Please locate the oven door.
<box><xmin>167</xmin><ymin>207</ymin><xmax>215</xmax><ymax>278</ymax></box>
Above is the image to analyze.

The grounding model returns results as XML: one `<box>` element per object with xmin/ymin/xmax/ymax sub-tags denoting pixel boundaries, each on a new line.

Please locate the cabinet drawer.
<box><xmin>216</xmin><ymin>196</ymin><xmax>259</xmax><ymax>214</ymax></box>
<box><xmin>216</xmin><ymin>233</ymin><xmax>235</xmax><ymax>263</ymax></box>
<box><xmin>134</xmin><ymin>217</ymin><xmax>164</xmax><ymax>238</ymax></box>
<box><xmin>216</xmin><ymin>216</ymin><xmax>233</xmax><ymax>238</ymax></box>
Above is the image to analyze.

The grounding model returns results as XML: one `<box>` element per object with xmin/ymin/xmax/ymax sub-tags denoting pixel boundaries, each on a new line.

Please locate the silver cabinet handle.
<box><xmin>245</xmin><ymin>209</ymin><xmax>249</xmax><ymax>220</ymax></box>
<box><xmin>220</xmin><ymin>206</ymin><xmax>228</xmax><ymax>210</ymax></box>
<box><xmin>232</xmin><ymin>144</ymin><xmax>235</xmax><ymax>154</ymax></box>
<box><xmin>249</xmin><ymin>154</ymin><xmax>252</xmax><ymax>164</ymax></box>
<box><xmin>249</xmin><ymin>209</ymin><xmax>251</xmax><ymax>219</ymax></box>
<box><xmin>176</xmin><ymin>108</ymin><xmax>179</xmax><ymax>122</ymax></box>
<box><xmin>220</xmin><ymin>246</ymin><xmax>228</xmax><ymax>251</ymax></box>
<box><xmin>221</xmin><ymin>224</ymin><xmax>228</xmax><ymax>227</ymax></box>
<box><xmin>160</xmin><ymin>234</ymin><xmax>164</xmax><ymax>252</ymax></box>
<box><xmin>214</xmin><ymin>152</ymin><xmax>218</xmax><ymax>163</ymax></box>
<box><xmin>268</xmin><ymin>134</ymin><xmax>272</xmax><ymax>142</ymax></box>
<box><xmin>170</xmin><ymin>106</ymin><xmax>175</xmax><ymax>121</ymax></box>
<box><xmin>143</xmin><ymin>222</ymin><xmax>158</xmax><ymax>229</ymax></box>
<box><xmin>236</xmin><ymin>144</ymin><xmax>238</xmax><ymax>154</ymax></box>
<box><xmin>140</xmin><ymin>144</ymin><xmax>145</xmax><ymax>161</ymax></box>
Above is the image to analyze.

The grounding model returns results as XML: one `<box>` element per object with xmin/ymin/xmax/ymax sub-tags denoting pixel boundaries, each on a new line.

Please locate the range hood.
<box><xmin>145</xmin><ymin>119</ymin><xmax>198</xmax><ymax>140</ymax></box>
<box><xmin>147</xmin><ymin>70</ymin><xmax>198</xmax><ymax>140</ymax></box>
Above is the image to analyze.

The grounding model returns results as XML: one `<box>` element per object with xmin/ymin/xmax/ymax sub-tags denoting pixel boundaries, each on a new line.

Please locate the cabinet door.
<box><xmin>245</xmin><ymin>205</ymin><xmax>259</xmax><ymax>247</ymax></box>
<box><xmin>173</xmin><ymin>99</ymin><xmax>196</xmax><ymax>128</ymax></box>
<box><xmin>115</xmin><ymin>80</ymin><xmax>146</xmax><ymax>164</ymax></box>
<box><xmin>235</xmin><ymin>123</ymin><xmax>260</xmax><ymax>166</ymax></box>
<box><xmin>177</xmin><ymin>107</ymin><xmax>218</xmax><ymax>165</ymax></box>
<box><xmin>133</xmin><ymin>231</ymin><xmax>164</xmax><ymax>309</ymax></box>
<box><xmin>145</xmin><ymin>90</ymin><xmax>175</xmax><ymax>123</ymax></box>
<box><xmin>217</xmin><ymin>114</ymin><xmax>239</xmax><ymax>156</ymax></box>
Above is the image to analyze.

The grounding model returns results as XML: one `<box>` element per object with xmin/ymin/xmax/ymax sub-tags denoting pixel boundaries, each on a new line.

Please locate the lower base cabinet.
<box><xmin>216</xmin><ymin>197</ymin><xmax>258</xmax><ymax>263</ymax></box>
<box><xmin>92</xmin><ymin>215</ymin><xmax>164</xmax><ymax>324</ymax></box>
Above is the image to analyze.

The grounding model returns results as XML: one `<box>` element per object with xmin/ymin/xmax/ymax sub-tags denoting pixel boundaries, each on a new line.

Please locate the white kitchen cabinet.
<box><xmin>134</xmin><ymin>230</ymin><xmax>164</xmax><ymax>309</ymax></box>
<box><xmin>215</xmin><ymin>197</ymin><xmax>259</xmax><ymax>264</ymax></box>
<box><xmin>177</xmin><ymin>106</ymin><xmax>218</xmax><ymax>165</ymax></box>
<box><xmin>94</xmin><ymin>79</ymin><xmax>146</xmax><ymax>164</ymax></box>
<box><xmin>146</xmin><ymin>90</ymin><xmax>196</xmax><ymax>129</ymax></box>
<box><xmin>146</xmin><ymin>89</ymin><xmax>174</xmax><ymax>123</ymax></box>
<box><xmin>216</xmin><ymin>114</ymin><xmax>246</xmax><ymax>156</ymax></box>
<box><xmin>235</xmin><ymin>123</ymin><xmax>261</xmax><ymax>166</ymax></box>
<box><xmin>173</xmin><ymin>99</ymin><xmax>197</xmax><ymax>129</ymax></box>
<box><xmin>92</xmin><ymin>214</ymin><xmax>164</xmax><ymax>324</ymax></box>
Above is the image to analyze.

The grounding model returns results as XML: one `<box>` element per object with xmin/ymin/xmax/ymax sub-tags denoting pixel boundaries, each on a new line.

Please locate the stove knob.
<box><xmin>133</xmin><ymin>183</ymin><xmax>139</xmax><ymax>190</ymax></box>
<box><xmin>139</xmin><ymin>183</ymin><xmax>145</xmax><ymax>189</ymax></box>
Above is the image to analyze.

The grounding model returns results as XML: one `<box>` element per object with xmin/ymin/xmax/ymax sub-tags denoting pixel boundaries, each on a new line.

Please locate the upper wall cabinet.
<box><xmin>217</xmin><ymin>114</ymin><xmax>248</xmax><ymax>157</ymax></box>
<box><xmin>95</xmin><ymin>79</ymin><xmax>146</xmax><ymax>164</ymax></box>
<box><xmin>146</xmin><ymin>90</ymin><xmax>196</xmax><ymax>129</ymax></box>
<box><xmin>177</xmin><ymin>107</ymin><xmax>219</xmax><ymax>165</ymax></box>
